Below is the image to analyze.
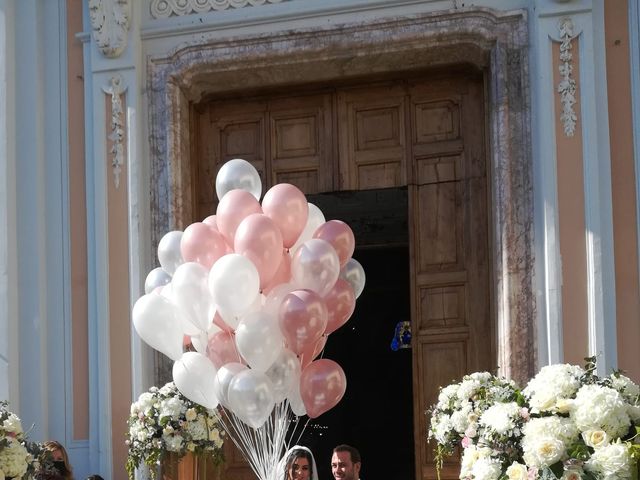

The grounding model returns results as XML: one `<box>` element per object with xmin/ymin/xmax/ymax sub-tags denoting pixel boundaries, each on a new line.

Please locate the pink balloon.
<box><xmin>180</xmin><ymin>222</ymin><xmax>227</xmax><ymax>269</ymax></box>
<box><xmin>300</xmin><ymin>359</ymin><xmax>347</xmax><ymax>418</ymax></box>
<box><xmin>262</xmin><ymin>249</ymin><xmax>292</xmax><ymax>294</ymax></box>
<box><xmin>206</xmin><ymin>331</ymin><xmax>244</xmax><ymax>369</ymax></box>
<box><xmin>278</xmin><ymin>289</ymin><xmax>328</xmax><ymax>355</ymax></box>
<box><xmin>234</xmin><ymin>214</ymin><xmax>284</xmax><ymax>290</ymax></box>
<box><xmin>203</xmin><ymin>215</ymin><xmax>219</xmax><ymax>230</ymax></box>
<box><xmin>216</xmin><ymin>189</ymin><xmax>262</xmax><ymax>244</ymax></box>
<box><xmin>262</xmin><ymin>183</ymin><xmax>309</xmax><ymax>248</ymax></box>
<box><xmin>300</xmin><ymin>334</ymin><xmax>327</xmax><ymax>369</ymax></box>
<box><xmin>323</xmin><ymin>278</ymin><xmax>356</xmax><ymax>335</ymax></box>
<box><xmin>313</xmin><ymin>220</ymin><xmax>355</xmax><ymax>267</ymax></box>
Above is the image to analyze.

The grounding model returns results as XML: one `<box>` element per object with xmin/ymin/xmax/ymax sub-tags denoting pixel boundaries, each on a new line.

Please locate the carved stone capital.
<box><xmin>89</xmin><ymin>0</ymin><xmax>131</xmax><ymax>58</ymax></box>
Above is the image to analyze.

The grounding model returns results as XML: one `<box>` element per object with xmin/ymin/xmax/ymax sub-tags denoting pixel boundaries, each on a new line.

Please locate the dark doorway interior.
<box><xmin>296</xmin><ymin>188</ymin><xmax>414</xmax><ymax>480</ymax></box>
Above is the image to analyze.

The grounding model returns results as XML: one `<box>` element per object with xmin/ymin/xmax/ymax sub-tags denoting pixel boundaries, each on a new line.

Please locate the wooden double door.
<box><xmin>191</xmin><ymin>69</ymin><xmax>495</xmax><ymax>480</ymax></box>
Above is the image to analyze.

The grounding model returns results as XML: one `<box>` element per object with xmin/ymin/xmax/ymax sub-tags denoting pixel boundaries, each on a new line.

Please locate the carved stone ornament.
<box><xmin>150</xmin><ymin>0</ymin><xmax>286</xmax><ymax>18</ymax></box>
<box><xmin>102</xmin><ymin>75</ymin><xmax>127</xmax><ymax>188</ymax></box>
<box><xmin>89</xmin><ymin>0</ymin><xmax>131</xmax><ymax>58</ymax></box>
<box><xmin>557</xmin><ymin>17</ymin><xmax>578</xmax><ymax>137</ymax></box>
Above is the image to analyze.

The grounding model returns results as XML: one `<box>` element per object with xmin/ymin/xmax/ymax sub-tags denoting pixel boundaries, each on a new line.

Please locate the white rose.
<box><xmin>561</xmin><ymin>469</ymin><xmax>583</xmax><ymax>480</ymax></box>
<box><xmin>582</xmin><ymin>429</ymin><xmax>609</xmax><ymax>448</ymax></box>
<box><xmin>505</xmin><ymin>462</ymin><xmax>528</xmax><ymax>480</ymax></box>
<box><xmin>185</xmin><ymin>408</ymin><xmax>197</xmax><ymax>422</ymax></box>
<box><xmin>522</xmin><ymin>437</ymin><xmax>565</xmax><ymax>468</ymax></box>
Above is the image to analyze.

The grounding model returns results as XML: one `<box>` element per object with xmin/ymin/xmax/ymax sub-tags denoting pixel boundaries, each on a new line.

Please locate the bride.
<box><xmin>276</xmin><ymin>445</ymin><xmax>319</xmax><ymax>480</ymax></box>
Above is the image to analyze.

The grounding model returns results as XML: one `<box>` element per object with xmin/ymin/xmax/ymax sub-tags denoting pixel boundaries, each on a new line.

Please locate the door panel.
<box><xmin>337</xmin><ymin>85</ymin><xmax>407</xmax><ymax>190</ymax></box>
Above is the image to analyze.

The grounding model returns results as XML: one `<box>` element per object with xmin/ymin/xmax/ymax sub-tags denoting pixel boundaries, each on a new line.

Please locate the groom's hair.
<box><xmin>333</xmin><ymin>444</ymin><xmax>361</xmax><ymax>464</ymax></box>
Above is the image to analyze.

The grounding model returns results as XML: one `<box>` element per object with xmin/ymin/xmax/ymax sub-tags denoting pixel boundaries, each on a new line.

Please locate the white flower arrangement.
<box><xmin>427</xmin><ymin>358</ymin><xmax>640</xmax><ymax>480</ymax></box>
<box><xmin>0</xmin><ymin>400</ymin><xmax>47</xmax><ymax>480</ymax></box>
<box><xmin>125</xmin><ymin>382</ymin><xmax>225</xmax><ymax>479</ymax></box>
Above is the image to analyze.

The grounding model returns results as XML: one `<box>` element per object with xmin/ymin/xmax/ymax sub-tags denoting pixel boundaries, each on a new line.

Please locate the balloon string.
<box><xmin>214</xmin><ymin>401</ymin><xmax>309</xmax><ymax>480</ymax></box>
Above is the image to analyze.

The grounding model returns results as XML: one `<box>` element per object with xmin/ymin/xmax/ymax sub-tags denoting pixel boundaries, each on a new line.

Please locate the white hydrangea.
<box><xmin>470</xmin><ymin>456</ymin><xmax>502</xmax><ymax>480</ymax></box>
<box><xmin>184</xmin><ymin>415</ymin><xmax>208</xmax><ymax>441</ymax></box>
<box><xmin>451</xmin><ymin>403</ymin><xmax>473</xmax><ymax>434</ymax></box>
<box><xmin>585</xmin><ymin>440</ymin><xmax>633</xmax><ymax>480</ymax></box>
<box><xmin>164</xmin><ymin>434</ymin><xmax>184</xmax><ymax>452</ymax></box>
<box><xmin>460</xmin><ymin>445</ymin><xmax>492</xmax><ymax>478</ymax></box>
<box><xmin>457</xmin><ymin>379</ymin><xmax>483</xmax><ymax>403</ymax></box>
<box><xmin>0</xmin><ymin>439</ymin><xmax>29</xmax><ymax>478</ymax></box>
<box><xmin>438</xmin><ymin>383</ymin><xmax>460</xmax><ymax>407</ymax></box>
<box><xmin>571</xmin><ymin>384</ymin><xmax>631</xmax><ymax>438</ymax></box>
<box><xmin>159</xmin><ymin>396</ymin><xmax>184</xmax><ymax>421</ymax></box>
<box><xmin>432</xmin><ymin>414</ymin><xmax>453</xmax><ymax>444</ymax></box>
<box><xmin>609</xmin><ymin>374</ymin><xmax>640</xmax><ymax>402</ymax></box>
<box><xmin>479</xmin><ymin>402</ymin><xmax>521</xmax><ymax>436</ymax></box>
<box><xmin>522</xmin><ymin>364</ymin><xmax>584</xmax><ymax>413</ymax></box>
<box><xmin>2</xmin><ymin>413</ymin><xmax>23</xmax><ymax>435</ymax></box>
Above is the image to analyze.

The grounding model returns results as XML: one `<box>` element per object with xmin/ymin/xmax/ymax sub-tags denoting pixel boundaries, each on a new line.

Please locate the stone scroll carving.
<box><xmin>89</xmin><ymin>0</ymin><xmax>131</xmax><ymax>58</ymax></box>
<box><xmin>102</xmin><ymin>75</ymin><xmax>127</xmax><ymax>189</ymax></box>
<box><xmin>150</xmin><ymin>0</ymin><xmax>287</xmax><ymax>18</ymax></box>
<box><xmin>557</xmin><ymin>18</ymin><xmax>578</xmax><ymax>137</ymax></box>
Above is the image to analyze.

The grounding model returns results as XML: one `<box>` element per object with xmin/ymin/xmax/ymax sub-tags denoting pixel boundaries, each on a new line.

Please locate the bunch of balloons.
<box><xmin>132</xmin><ymin>159</ymin><xmax>366</xmax><ymax>478</ymax></box>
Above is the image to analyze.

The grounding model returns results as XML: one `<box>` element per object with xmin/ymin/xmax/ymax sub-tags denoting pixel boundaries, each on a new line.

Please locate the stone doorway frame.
<box><xmin>146</xmin><ymin>7</ymin><xmax>535</xmax><ymax>384</ymax></box>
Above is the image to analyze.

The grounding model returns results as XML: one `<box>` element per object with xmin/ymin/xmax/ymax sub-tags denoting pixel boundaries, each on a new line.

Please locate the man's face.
<box><xmin>331</xmin><ymin>451</ymin><xmax>361</xmax><ymax>480</ymax></box>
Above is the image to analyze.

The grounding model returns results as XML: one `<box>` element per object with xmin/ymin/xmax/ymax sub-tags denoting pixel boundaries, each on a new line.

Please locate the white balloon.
<box><xmin>209</xmin><ymin>254</ymin><xmax>260</xmax><ymax>317</ymax></box>
<box><xmin>291</xmin><ymin>203</ymin><xmax>326</xmax><ymax>253</ymax></box>
<box><xmin>191</xmin><ymin>331</ymin><xmax>209</xmax><ymax>354</ymax></box>
<box><xmin>340</xmin><ymin>258</ymin><xmax>366</xmax><ymax>299</ymax></box>
<box><xmin>171</xmin><ymin>262</ymin><xmax>214</xmax><ymax>332</ymax></box>
<box><xmin>214</xmin><ymin>362</ymin><xmax>248</xmax><ymax>409</ymax></box>
<box><xmin>132</xmin><ymin>292</ymin><xmax>184</xmax><ymax>361</ymax></box>
<box><xmin>235</xmin><ymin>311</ymin><xmax>284</xmax><ymax>372</ymax></box>
<box><xmin>216</xmin><ymin>158</ymin><xmax>262</xmax><ymax>201</ymax></box>
<box><xmin>173</xmin><ymin>352</ymin><xmax>219</xmax><ymax>409</ymax></box>
<box><xmin>228</xmin><ymin>369</ymin><xmax>275</xmax><ymax>429</ymax></box>
<box><xmin>144</xmin><ymin>267</ymin><xmax>172</xmax><ymax>294</ymax></box>
<box><xmin>287</xmin><ymin>375</ymin><xmax>306</xmax><ymax>417</ymax></box>
<box><xmin>158</xmin><ymin>230</ymin><xmax>184</xmax><ymax>275</ymax></box>
<box><xmin>265</xmin><ymin>348</ymin><xmax>301</xmax><ymax>403</ymax></box>
<box><xmin>291</xmin><ymin>238</ymin><xmax>340</xmax><ymax>297</ymax></box>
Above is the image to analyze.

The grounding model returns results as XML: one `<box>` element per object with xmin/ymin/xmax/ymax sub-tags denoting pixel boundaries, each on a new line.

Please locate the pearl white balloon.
<box><xmin>171</xmin><ymin>262</ymin><xmax>213</xmax><ymax>332</ymax></box>
<box><xmin>158</xmin><ymin>230</ymin><xmax>184</xmax><ymax>275</ymax></box>
<box><xmin>235</xmin><ymin>310</ymin><xmax>284</xmax><ymax>372</ymax></box>
<box><xmin>265</xmin><ymin>348</ymin><xmax>301</xmax><ymax>403</ymax></box>
<box><xmin>208</xmin><ymin>254</ymin><xmax>260</xmax><ymax>317</ymax></box>
<box><xmin>288</xmin><ymin>375</ymin><xmax>306</xmax><ymax>417</ymax></box>
<box><xmin>144</xmin><ymin>267</ymin><xmax>171</xmax><ymax>294</ymax></box>
<box><xmin>340</xmin><ymin>258</ymin><xmax>366</xmax><ymax>299</ymax></box>
<box><xmin>291</xmin><ymin>203</ymin><xmax>326</xmax><ymax>253</ymax></box>
<box><xmin>216</xmin><ymin>158</ymin><xmax>262</xmax><ymax>201</ymax></box>
<box><xmin>227</xmin><ymin>370</ymin><xmax>275</xmax><ymax>429</ymax></box>
<box><xmin>214</xmin><ymin>362</ymin><xmax>248</xmax><ymax>409</ymax></box>
<box><xmin>132</xmin><ymin>292</ymin><xmax>184</xmax><ymax>361</ymax></box>
<box><xmin>173</xmin><ymin>352</ymin><xmax>219</xmax><ymax>409</ymax></box>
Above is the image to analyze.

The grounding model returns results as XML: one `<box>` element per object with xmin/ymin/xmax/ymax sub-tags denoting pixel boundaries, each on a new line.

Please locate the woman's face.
<box><xmin>289</xmin><ymin>456</ymin><xmax>310</xmax><ymax>480</ymax></box>
<box><xmin>51</xmin><ymin>448</ymin><xmax>64</xmax><ymax>462</ymax></box>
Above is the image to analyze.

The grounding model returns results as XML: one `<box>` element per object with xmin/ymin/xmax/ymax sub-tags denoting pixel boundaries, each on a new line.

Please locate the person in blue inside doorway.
<box><xmin>331</xmin><ymin>444</ymin><xmax>361</xmax><ymax>480</ymax></box>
